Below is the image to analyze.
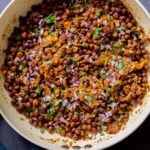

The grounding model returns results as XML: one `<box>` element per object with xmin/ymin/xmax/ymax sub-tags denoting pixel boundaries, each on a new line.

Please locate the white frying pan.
<box><xmin>0</xmin><ymin>0</ymin><xmax>150</xmax><ymax>150</ymax></box>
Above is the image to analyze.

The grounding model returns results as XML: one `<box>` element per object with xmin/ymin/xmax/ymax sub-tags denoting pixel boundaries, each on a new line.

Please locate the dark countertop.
<box><xmin>0</xmin><ymin>0</ymin><xmax>150</xmax><ymax>150</ymax></box>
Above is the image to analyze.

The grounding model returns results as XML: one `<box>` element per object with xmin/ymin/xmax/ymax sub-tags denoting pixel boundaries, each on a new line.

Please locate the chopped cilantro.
<box><xmin>101</xmin><ymin>132</ymin><xmax>105</xmax><ymax>137</ymax></box>
<box><xmin>53</xmin><ymin>99</ymin><xmax>62</xmax><ymax>107</ymax></box>
<box><xmin>71</xmin><ymin>57</ymin><xmax>77</xmax><ymax>64</ymax></box>
<box><xmin>120</xmin><ymin>47</ymin><xmax>125</xmax><ymax>52</ymax></box>
<box><xmin>80</xmin><ymin>43</ymin><xmax>85</xmax><ymax>47</ymax></box>
<box><xmin>135</xmin><ymin>31</ymin><xmax>140</xmax><ymax>37</ymax></box>
<box><xmin>44</xmin><ymin>60</ymin><xmax>52</xmax><ymax>65</ymax></box>
<box><xmin>44</xmin><ymin>14</ymin><xmax>56</xmax><ymax>25</ymax></box>
<box><xmin>35</xmin><ymin>108</ymin><xmax>39</xmax><ymax>113</ymax></box>
<box><xmin>100</xmin><ymin>71</ymin><xmax>108</xmax><ymax>79</ymax></box>
<box><xmin>71</xmin><ymin>4</ymin><xmax>82</xmax><ymax>9</ymax></box>
<box><xmin>34</xmin><ymin>28</ymin><xmax>39</xmax><ymax>36</ymax></box>
<box><xmin>105</xmin><ymin>86</ymin><xmax>111</xmax><ymax>92</ymax></box>
<box><xmin>48</xmin><ymin>29</ymin><xmax>53</xmax><ymax>35</ymax></box>
<box><xmin>93</xmin><ymin>27</ymin><xmax>102</xmax><ymax>38</ymax></box>
<box><xmin>117</xmin><ymin>60</ymin><xmax>124</xmax><ymax>70</ymax></box>
<box><xmin>55</xmin><ymin>126</ymin><xmax>62</xmax><ymax>133</ymax></box>
<box><xmin>47</xmin><ymin>109</ymin><xmax>58</xmax><ymax>120</ymax></box>
<box><xmin>75</xmin><ymin>111</ymin><xmax>80</xmax><ymax>115</ymax></box>
<box><xmin>96</xmin><ymin>9</ymin><xmax>101</xmax><ymax>17</ymax></box>
<box><xmin>99</xmin><ymin>38</ymin><xmax>104</xmax><ymax>45</ymax></box>
<box><xmin>101</xmin><ymin>73</ymin><xmax>108</xmax><ymax>80</ymax></box>
<box><xmin>18</xmin><ymin>62</ymin><xmax>25</xmax><ymax>71</ymax></box>
<box><xmin>40</xmin><ymin>128</ymin><xmax>45</xmax><ymax>134</ymax></box>
<box><xmin>86</xmin><ymin>95</ymin><xmax>94</xmax><ymax>103</ymax></box>
<box><xmin>35</xmin><ymin>86</ymin><xmax>43</xmax><ymax>94</ymax></box>
<box><xmin>96</xmin><ymin>121</ymin><xmax>103</xmax><ymax>127</ymax></box>
<box><xmin>81</xmin><ymin>71</ymin><xmax>87</xmax><ymax>77</ymax></box>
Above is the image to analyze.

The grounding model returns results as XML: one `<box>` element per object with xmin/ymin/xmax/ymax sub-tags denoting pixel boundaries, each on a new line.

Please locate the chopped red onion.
<box><xmin>62</xmin><ymin>99</ymin><xmax>69</xmax><ymax>107</ymax></box>
<box><xmin>43</xmin><ymin>96</ymin><xmax>51</xmax><ymax>102</ymax></box>
<box><xmin>40</xmin><ymin>28</ymin><xmax>44</xmax><ymax>35</ymax></box>
<box><xmin>38</xmin><ymin>19</ymin><xmax>45</xmax><ymax>27</ymax></box>
<box><xmin>73</xmin><ymin>80</ymin><xmax>80</xmax><ymax>87</ymax></box>
<box><xmin>98</xmin><ymin>114</ymin><xmax>108</xmax><ymax>122</ymax></box>
<box><xmin>60</xmin><ymin>117</ymin><xmax>67</xmax><ymax>123</ymax></box>
<box><xmin>53</xmin><ymin>122</ymin><xmax>59</xmax><ymax>127</ymax></box>
<box><xmin>103</xmin><ymin>20</ymin><xmax>108</xmax><ymax>26</ymax></box>
<box><xmin>18</xmin><ymin>97</ymin><xmax>23</xmax><ymax>103</ymax></box>
<box><xmin>73</xmin><ymin>92</ymin><xmax>78</xmax><ymax>100</ymax></box>
<box><xmin>105</xmin><ymin>111</ymin><xmax>112</xmax><ymax>117</ymax></box>
<box><xmin>56</xmin><ymin>16</ymin><xmax>61</xmax><ymax>21</ymax></box>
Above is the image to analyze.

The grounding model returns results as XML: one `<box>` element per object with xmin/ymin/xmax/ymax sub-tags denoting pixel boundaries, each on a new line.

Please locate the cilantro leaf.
<box><xmin>40</xmin><ymin>128</ymin><xmax>45</xmax><ymax>134</ymax></box>
<box><xmin>81</xmin><ymin>71</ymin><xmax>87</xmax><ymax>77</ymax></box>
<box><xmin>35</xmin><ymin>86</ymin><xmax>43</xmax><ymax>94</ymax></box>
<box><xmin>34</xmin><ymin>28</ymin><xmax>39</xmax><ymax>36</ymax></box>
<box><xmin>117</xmin><ymin>60</ymin><xmax>124</xmax><ymax>70</ymax></box>
<box><xmin>86</xmin><ymin>95</ymin><xmax>94</xmax><ymax>103</ymax></box>
<box><xmin>44</xmin><ymin>14</ymin><xmax>56</xmax><ymax>25</ymax></box>
<box><xmin>71</xmin><ymin>4</ymin><xmax>82</xmax><ymax>9</ymax></box>
<box><xmin>53</xmin><ymin>99</ymin><xmax>62</xmax><ymax>107</ymax></box>
<box><xmin>96</xmin><ymin>121</ymin><xmax>103</xmax><ymax>127</ymax></box>
<box><xmin>96</xmin><ymin>9</ymin><xmax>101</xmax><ymax>17</ymax></box>
<box><xmin>93</xmin><ymin>27</ymin><xmax>102</xmax><ymax>38</ymax></box>
<box><xmin>55</xmin><ymin>126</ymin><xmax>62</xmax><ymax>133</ymax></box>
<box><xmin>48</xmin><ymin>29</ymin><xmax>53</xmax><ymax>35</ymax></box>
<box><xmin>18</xmin><ymin>62</ymin><xmax>25</xmax><ymax>71</ymax></box>
<box><xmin>117</xmin><ymin>26</ymin><xmax>126</xmax><ymax>31</ymax></box>
<box><xmin>135</xmin><ymin>31</ymin><xmax>140</xmax><ymax>37</ymax></box>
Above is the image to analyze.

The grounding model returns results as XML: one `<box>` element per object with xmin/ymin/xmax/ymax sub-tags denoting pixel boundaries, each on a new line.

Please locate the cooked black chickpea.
<box><xmin>1</xmin><ymin>0</ymin><xmax>148</xmax><ymax>140</ymax></box>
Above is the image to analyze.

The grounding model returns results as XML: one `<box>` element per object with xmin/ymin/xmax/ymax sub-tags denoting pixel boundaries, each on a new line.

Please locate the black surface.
<box><xmin>108</xmin><ymin>116</ymin><xmax>150</xmax><ymax>150</ymax></box>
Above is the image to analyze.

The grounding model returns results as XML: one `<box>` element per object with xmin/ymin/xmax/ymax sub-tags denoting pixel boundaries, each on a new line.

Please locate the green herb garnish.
<box><xmin>86</xmin><ymin>95</ymin><xmax>94</xmax><ymax>103</ymax></box>
<box><xmin>34</xmin><ymin>28</ymin><xmax>39</xmax><ymax>36</ymax></box>
<box><xmin>117</xmin><ymin>60</ymin><xmax>124</xmax><ymax>70</ymax></box>
<box><xmin>55</xmin><ymin>126</ymin><xmax>62</xmax><ymax>133</ymax></box>
<box><xmin>117</xmin><ymin>26</ymin><xmax>126</xmax><ymax>31</ymax></box>
<box><xmin>135</xmin><ymin>31</ymin><xmax>140</xmax><ymax>37</ymax></box>
<box><xmin>120</xmin><ymin>47</ymin><xmax>125</xmax><ymax>52</ymax></box>
<box><xmin>75</xmin><ymin>111</ymin><xmax>80</xmax><ymax>115</ymax></box>
<box><xmin>104</xmin><ymin>86</ymin><xmax>111</xmax><ymax>92</ymax></box>
<box><xmin>47</xmin><ymin>108</ymin><xmax>59</xmax><ymax>120</ymax></box>
<box><xmin>40</xmin><ymin>128</ymin><xmax>45</xmax><ymax>134</ymax></box>
<box><xmin>63</xmin><ymin>64</ymin><xmax>68</xmax><ymax>69</ymax></box>
<box><xmin>48</xmin><ymin>29</ymin><xmax>53</xmax><ymax>35</ymax></box>
<box><xmin>53</xmin><ymin>99</ymin><xmax>62</xmax><ymax>107</ymax></box>
<box><xmin>35</xmin><ymin>108</ymin><xmax>39</xmax><ymax>113</ymax></box>
<box><xmin>18</xmin><ymin>62</ymin><xmax>25</xmax><ymax>71</ymax></box>
<box><xmin>16</xmin><ymin>35</ymin><xmax>21</xmax><ymax>41</ymax></box>
<box><xmin>44</xmin><ymin>14</ymin><xmax>56</xmax><ymax>25</ymax></box>
<box><xmin>35</xmin><ymin>86</ymin><xmax>43</xmax><ymax>94</ymax></box>
<box><xmin>99</xmin><ymin>38</ymin><xmax>104</xmax><ymax>45</ymax></box>
<box><xmin>101</xmin><ymin>73</ymin><xmax>108</xmax><ymax>80</ymax></box>
<box><xmin>93</xmin><ymin>27</ymin><xmax>102</xmax><ymax>38</ymax></box>
<box><xmin>71</xmin><ymin>4</ymin><xmax>82</xmax><ymax>9</ymax></box>
<box><xmin>100</xmin><ymin>71</ymin><xmax>108</xmax><ymax>80</ymax></box>
<box><xmin>96</xmin><ymin>121</ymin><xmax>103</xmax><ymax>127</ymax></box>
<box><xmin>71</xmin><ymin>57</ymin><xmax>77</xmax><ymax>64</ymax></box>
<box><xmin>96</xmin><ymin>9</ymin><xmax>101</xmax><ymax>17</ymax></box>
<box><xmin>44</xmin><ymin>60</ymin><xmax>52</xmax><ymax>65</ymax></box>
<box><xmin>81</xmin><ymin>71</ymin><xmax>87</xmax><ymax>77</ymax></box>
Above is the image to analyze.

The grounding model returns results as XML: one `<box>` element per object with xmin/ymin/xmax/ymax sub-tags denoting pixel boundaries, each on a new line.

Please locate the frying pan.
<box><xmin>0</xmin><ymin>0</ymin><xmax>150</xmax><ymax>149</ymax></box>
